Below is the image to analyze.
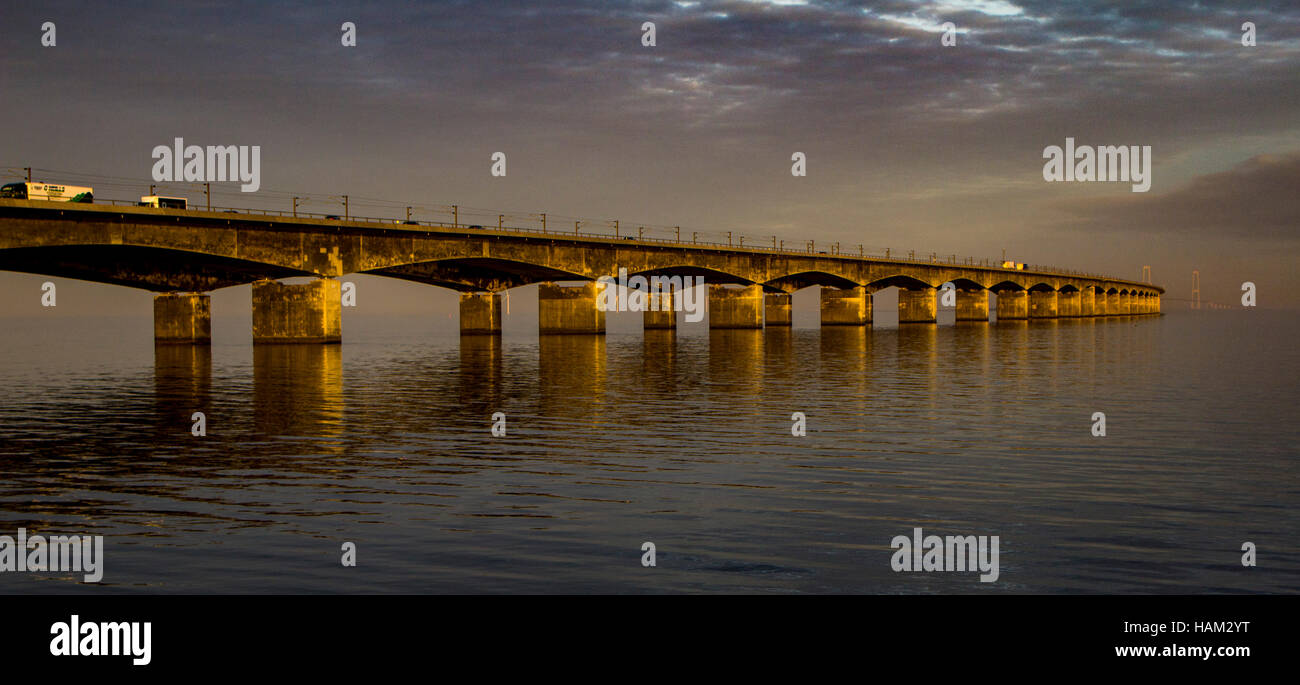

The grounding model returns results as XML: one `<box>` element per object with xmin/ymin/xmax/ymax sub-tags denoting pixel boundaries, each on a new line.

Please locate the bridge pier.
<box><xmin>460</xmin><ymin>292</ymin><xmax>502</xmax><ymax>335</ymax></box>
<box><xmin>643</xmin><ymin>291</ymin><xmax>676</xmax><ymax>330</ymax></box>
<box><xmin>820</xmin><ymin>286</ymin><xmax>871</xmax><ymax>325</ymax></box>
<box><xmin>1152</xmin><ymin>294</ymin><xmax>1161</xmax><ymax>314</ymax></box>
<box><xmin>1029</xmin><ymin>290</ymin><xmax>1058</xmax><ymax>318</ymax></box>
<box><xmin>154</xmin><ymin>292</ymin><xmax>211</xmax><ymax>344</ymax></box>
<box><xmin>764</xmin><ymin>292</ymin><xmax>792</xmax><ymax>327</ymax></box>
<box><xmin>252</xmin><ymin>279</ymin><xmax>341</xmax><ymax>344</ymax></box>
<box><xmin>898</xmin><ymin>288</ymin><xmax>937</xmax><ymax>323</ymax></box>
<box><xmin>1120</xmin><ymin>292</ymin><xmax>1133</xmax><ymax>315</ymax></box>
<box><xmin>539</xmin><ymin>282</ymin><xmax>606</xmax><ymax>334</ymax></box>
<box><xmin>1106</xmin><ymin>291</ymin><xmax>1120</xmax><ymax>315</ymax></box>
<box><xmin>955</xmin><ymin>289</ymin><xmax>988</xmax><ymax>321</ymax></box>
<box><xmin>995</xmin><ymin>290</ymin><xmax>1028</xmax><ymax>320</ymax></box>
<box><xmin>1058</xmin><ymin>290</ymin><xmax>1082</xmax><ymax>317</ymax></box>
<box><xmin>1080</xmin><ymin>289</ymin><xmax>1096</xmax><ymax>316</ymax></box>
<box><xmin>709</xmin><ymin>284</ymin><xmax>764</xmax><ymax>329</ymax></box>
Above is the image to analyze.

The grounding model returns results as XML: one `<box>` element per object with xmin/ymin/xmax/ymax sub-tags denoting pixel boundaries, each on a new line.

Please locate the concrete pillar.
<box><xmin>898</xmin><ymin>288</ymin><xmax>937</xmax><ymax>323</ymax></box>
<box><xmin>539</xmin><ymin>282</ymin><xmax>605</xmax><ymax>334</ymax></box>
<box><xmin>643</xmin><ymin>291</ymin><xmax>676</xmax><ymax>330</ymax></box>
<box><xmin>154</xmin><ymin>292</ymin><xmax>211</xmax><ymax>344</ymax></box>
<box><xmin>764</xmin><ymin>292</ymin><xmax>792</xmax><ymax>327</ymax></box>
<box><xmin>1120</xmin><ymin>292</ymin><xmax>1132</xmax><ymax>315</ymax></box>
<box><xmin>820</xmin><ymin>286</ymin><xmax>871</xmax><ymax>325</ymax></box>
<box><xmin>252</xmin><ymin>279</ymin><xmax>341</xmax><ymax>344</ymax></box>
<box><xmin>1029</xmin><ymin>290</ymin><xmax>1058</xmax><ymax>318</ymax></box>
<box><xmin>1153</xmin><ymin>294</ymin><xmax>1161</xmax><ymax>314</ymax></box>
<box><xmin>1080</xmin><ymin>289</ymin><xmax>1096</xmax><ymax>316</ymax></box>
<box><xmin>1106</xmin><ymin>291</ymin><xmax>1120</xmax><ymax>315</ymax></box>
<box><xmin>995</xmin><ymin>290</ymin><xmax>1028</xmax><ymax>320</ymax></box>
<box><xmin>709</xmin><ymin>284</ymin><xmax>763</xmax><ymax>329</ymax></box>
<box><xmin>460</xmin><ymin>292</ymin><xmax>502</xmax><ymax>335</ymax></box>
<box><xmin>955</xmin><ymin>289</ymin><xmax>988</xmax><ymax>321</ymax></box>
<box><xmin>1058</xmin><ymin>290</ymin><xmax>1081</xmax><ymax>317</ymax></box>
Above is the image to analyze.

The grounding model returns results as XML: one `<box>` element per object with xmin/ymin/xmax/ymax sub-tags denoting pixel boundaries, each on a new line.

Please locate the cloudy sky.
<box><xmin>1</xmin><ymin>0</ymin><xmax>1296</xmax><ymax>315</ymax></box>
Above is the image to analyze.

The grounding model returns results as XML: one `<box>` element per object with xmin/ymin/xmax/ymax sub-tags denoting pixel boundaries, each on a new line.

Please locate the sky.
<box><xmin>1</xmin><ymin>0</ymin><xmax>1296</xmax><ymax>317</ymax></box>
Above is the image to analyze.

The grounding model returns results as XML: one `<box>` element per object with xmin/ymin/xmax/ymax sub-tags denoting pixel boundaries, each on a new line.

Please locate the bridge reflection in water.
<box><xmin>154</xmin><ymin>344</ymin><xmax>211</xmax><ymax>421</ymax></box>
<box><xmin>252</xmin><ymin>344</ymin><xmax>344</xmax><ymax>440</ymax></box>
<box><xmin>8</xmin><ymin>306</ymin><xmax>1266</xmax><ymax>594</ymax></box>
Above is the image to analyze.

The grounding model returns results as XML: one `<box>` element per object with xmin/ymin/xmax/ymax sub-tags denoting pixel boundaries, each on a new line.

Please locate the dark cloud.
<box><xmin>1055</xmin><ymin>151</ymin><xmax>1300</xmax><ymax>241</ymax></box>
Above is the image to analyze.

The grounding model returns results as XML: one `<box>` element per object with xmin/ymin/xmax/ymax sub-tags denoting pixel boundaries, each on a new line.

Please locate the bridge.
<box><xmin>0</xmin><ymin>199</ymin><xmax>1163</xmax><ymax>343</ymax></box>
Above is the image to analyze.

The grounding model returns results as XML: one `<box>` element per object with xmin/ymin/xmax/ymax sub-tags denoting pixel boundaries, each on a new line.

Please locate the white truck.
<box><xmin>138</xmin><ymin>195</ymin><xmax>188</xmax><ymax>209</ymax></box>
<box><xmin>0</xmin><ymin>182</ymin><xmax>94</xmax><ymax>203</ymax></box>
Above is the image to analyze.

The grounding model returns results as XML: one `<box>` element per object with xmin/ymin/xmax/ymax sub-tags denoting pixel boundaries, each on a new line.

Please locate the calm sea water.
<box><xmin>0</xmin><ymin>307</ymin><xmax>1296</xmax><ymax>594</ymax></box>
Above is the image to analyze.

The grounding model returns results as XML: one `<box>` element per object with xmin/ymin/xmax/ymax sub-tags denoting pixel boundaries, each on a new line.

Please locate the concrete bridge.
<box><xmin>0</xmin><ymin>200</ymin><xmax>1163</xmax><ymax>343</ymax></box>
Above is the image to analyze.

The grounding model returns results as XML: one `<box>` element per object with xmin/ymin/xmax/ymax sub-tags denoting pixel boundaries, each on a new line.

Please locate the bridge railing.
<box><xmin>79</xmin><ymin>197</ymin><xmax>1121</xmax><ymax>282</ymax></box>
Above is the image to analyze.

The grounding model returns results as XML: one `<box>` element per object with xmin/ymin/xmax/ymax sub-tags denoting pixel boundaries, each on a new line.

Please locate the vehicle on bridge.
<box><xmin>0</xmin><ymin>182</ymin><xmax>94</xmax><ymax>203</ymax></box>
<box><xmin>1002</xmin><ymin>260</ymin><xmax>1026</xmax><ymax>270</ymax></box>
<box><xmin>138</xmin><ymin>195</ymin><xmax>188</xmax><ymax>209</ymax></box>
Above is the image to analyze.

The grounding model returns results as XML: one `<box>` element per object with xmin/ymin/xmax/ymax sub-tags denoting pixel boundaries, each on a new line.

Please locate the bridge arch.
<box><xmin>988</xmin><ymin>280</ymin><xmax>1027</xmax><ymax>292</ymax></box>
<box><xmin>867</xmin><ymin>274</ymin><xmax>934</xmax><ymax>291</ymax></box>
<box><xmin>0</xmin><ymin>243</ymin><xmax>317</xmax><ymax>292</ymax></box>
<box><xmin>764</xmin><ymin>270</ymin><xmax>860</xmax><ymax>292</ymax></box>
<box><xmin>945</xmin><ymin>277</ymin><xmax>985</xmax><ymax>290</ymax></box>
<box><xmin>363</xmin><ymin>256</ymin><xmax>594</xmax><ymax>292</ymax></box>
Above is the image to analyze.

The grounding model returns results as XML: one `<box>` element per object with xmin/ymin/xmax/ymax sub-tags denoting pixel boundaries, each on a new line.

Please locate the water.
<box><xmin>1</xmin><ymin>310</ymin><xmax>1296</xmax><ymax>593</ymax></box>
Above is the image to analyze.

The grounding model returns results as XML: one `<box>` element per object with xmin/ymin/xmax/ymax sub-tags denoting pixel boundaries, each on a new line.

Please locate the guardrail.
<box><xmin>40</xmin><ymin>198</ymin><xmax>1137</xmax><ymax>284</ymax></box>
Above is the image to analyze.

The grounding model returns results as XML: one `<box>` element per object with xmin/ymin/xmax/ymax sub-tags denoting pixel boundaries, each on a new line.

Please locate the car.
<box><xmin>325</xmin><ymin>215</ymin><xmax>342</xmax><ymax>220</ymax></box>
<box><xmin>402</xmin><ymin>220</ymin><xmax>419</xmax><ymax>225</ymax></box>
<box><xmin>468</xmin><ymin>224</ymin><xmax>483</xmax><ymax>229</ymax></box>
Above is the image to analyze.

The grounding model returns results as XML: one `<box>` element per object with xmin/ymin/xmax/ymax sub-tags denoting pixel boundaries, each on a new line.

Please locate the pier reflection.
<box><xmin>640</xmin><ymin>329</ymin><xmax>677</xmax><ymax>387</ymax></box>
<box><xmin>154</xmin><ymin>344</ymin><xmax>211</xmax><ymax>419</ymax></box>
<box><xmin>459</xmin><ymin>334</ymin><xmax>503</xmax><ymax>412</ymax></box>
<box><xmin>253</xmin><ymin>344</ymin><xmax>343</xmax><ymax>438</ymax></box>
<box><xmin>538</xmin><ymin>335</ymin><xmax>606</xmax><ymax>419</ymax></box>
<box><xmin>708</xmin><ymin>329</ymin><xmax>763</xmax><ymax>401</ymax></box>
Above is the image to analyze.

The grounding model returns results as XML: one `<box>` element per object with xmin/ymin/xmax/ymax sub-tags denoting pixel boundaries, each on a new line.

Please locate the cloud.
<box><xmin>1054</xmin><ymin>151</ymin><xmax>1300</xmax><ymax>241</ymax></box>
